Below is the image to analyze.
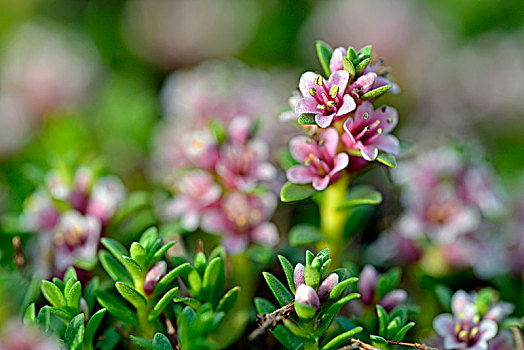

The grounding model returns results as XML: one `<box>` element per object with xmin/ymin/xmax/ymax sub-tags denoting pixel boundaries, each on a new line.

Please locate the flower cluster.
<box><xmin>370</xmin><ymin>145</ymin><xmax>507</xmax><ymax>278</ymax></box>
<box><xmin>433</xmin><ymin>289</ymin><xmax>515</xmax><ymax>349</ymax></box>
<box><xmin>20</xmin><ymin>165</ymin><xmax>126</xmax><ymax>275</ymax></box>
<box><xmin>282</xmin><ymin>42</ymin><xmax>400</xmax><ymax>195</ymax></box>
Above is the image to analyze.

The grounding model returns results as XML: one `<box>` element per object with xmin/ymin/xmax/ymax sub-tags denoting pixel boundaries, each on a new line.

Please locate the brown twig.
<box><xmin>12</xmin><ymin>236</ymin><xmax>26</xmax><ymax>269</ymax></box>
<box><xmin>162</xmin><ymin>312</ymin><xmax>180</xmax><ymax>350</ymax></box>
<box><xmin>345</xmin><ymin>338</ymin><xmax>380</xmax><ymax>349</ymax></box>
<box><xmin>511</xmin><ymin>325</ymin><xmax>524</xmax><ymax>350</ymax></box>
<box><xmin>248</xmin><ymin>302</ymin><xmax>295</xmax><ymax>341</ymax></box>
<box><xmin>383</xmin><ymin>339</ymin><xmax>438</xmax><ymax>350</ymax></box>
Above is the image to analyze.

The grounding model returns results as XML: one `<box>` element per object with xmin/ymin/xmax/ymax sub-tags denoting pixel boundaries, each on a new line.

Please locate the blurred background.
<box><xmin>0</xmin><ymin>0</ymin><xmax>523</xmax><ymax>346</ymax></box>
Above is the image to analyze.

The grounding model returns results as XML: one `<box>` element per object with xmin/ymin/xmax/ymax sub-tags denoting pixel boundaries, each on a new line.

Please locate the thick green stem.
<box><xmin>318</xmin><ymin>173</ymin><xmax>350</xmax><ymax>266</ymax></box>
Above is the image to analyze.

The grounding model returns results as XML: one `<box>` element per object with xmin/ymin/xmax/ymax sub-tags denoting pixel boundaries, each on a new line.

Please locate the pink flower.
<box><xmin>182</xmin><ymin>130</ymin><xmax>220</xmax><ymax>170</ymax></box>
<box><xmin>53</xmin><ymin>211</ymin><xmax>101</xmax><ymax>274</ymax></box>
<box><xmin>163</xmin><ymin>170</ymin><xmax>221</xmax><ymax>231</ymax></box>
<box><xmin>20</xmin><ymin>190</ymin><xmax>60</xmax><ymax>232</ymax></box>
<box><xmin>216</xmin><ymin>139</ymin><xmax>276</xmax><ymax>191</ymax></box>
<box><xmin>357</xmin><ymin>265</ymin><xmax>407</xmax><ymax>312</ymax></box>
<box><xmin>287</xmin><ymin>128</ymin><xmax>349</xmax><ymax>191</ymax></box>
<box><xmin>342</xmin><ymin>102</ymin><xmax>399</xmax><ymax>161</ymax></box>
<box><xmin>202</xmin><ymin>192</ymin><xmax>278</xmax><ymax>253</ymax></box>
<box><xmin>86</xmin><ymin>176</ymin><xmax>126</xmax><ymax>224</ymax></box>
<box><xmin>0</xmin><ymin>320</ymin><xmax>60</xmax><ymax>350</ymax></box>
<box><xmin>295</xmin><ymin>71</ymin><xmax>356</xmax><ymax>128</ymax></box>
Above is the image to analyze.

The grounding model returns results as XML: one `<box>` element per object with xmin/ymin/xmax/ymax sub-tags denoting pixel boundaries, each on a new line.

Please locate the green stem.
<box><xmin>318</xmin><ymin>173</ymin><xmax>350</xmax><ymax>266</ymax></box>
<box><xmin>303</xmin><ymin>341</ymin><xmax>319</xmax><ymax>350</ymax></box>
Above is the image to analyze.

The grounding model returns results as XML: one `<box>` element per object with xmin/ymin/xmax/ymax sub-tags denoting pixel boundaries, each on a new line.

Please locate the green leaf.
<box><xmin>24</xmin><ymin>303</ymin><xmax>36</xmax><ymax>325</ymax></box>
<box><xmin>64</xmin><ymin>313</ymin><xmax>85</xmax><ymax>350</ymax></box>
<box><xmin>315</xmin><ymin>40</ymin><xmax>333</xmax><ymax>77</ymax></box>
<box><xmin>289</xmin><ymin>224</ymin><xmax>323</xmax><ymax>247</ymax></box>
<box><xmin>376</xmin><ymin>151</ymin><xmax>397</xmax><ymax>168</ymax></box>
<box><xmin>318</xmin><ymin>293</ymin><xmax>360</xmax><ymax>335</ymax></box>
<box><xmin>392</xmin><ymin>321</ymin><xmax>415</xmax><ymax>342</ymax></box>
<box><xmin>101</xmin><ymin>238</ymin><xmax>129</xmax><ymax>264</ymax></box>
<box><xmin>216</xmin><ymin>286</ymin><xmax>240</xmax><ymax>315</ymax></box>
<box><xmin>115</xmin><ymin>282</ymin><xmax>147</xmax><ymax>310</ymax></box>
<box><xmin>130</xmin><ymin>242</ymin><xmax>147</xmax><ymax>267</ymax></box>
<box><xmin>209</xmin><ymin>246</ymin><xmax>226</xmax><ymax>262</ymax></box>
<box><xmin>280</xmin><ymin>182</ymin><xmax>316</xmax><ymax>202</ymax></box>
<box><xmin>186</xmin><ymin>268</ymin><xmax>203</xmax><ymax>297</ymax></box>
<box><xmin>343</xmin><ymin>205</ymin><xmax>375</xmax><ymax>239</ymax></box>
<box><xmin>283</xmin><ymin>319</ymin><xmax>316</xmax><ymax>342</ymax></box>
<box><xmin>386</xmin><ymin>316</ymin><xmax>402</xmax><ymax>338</ymax></box>
<box><xmin>149</xmin><ymin>287</ymin><xmax>179</xmax><ymax>322</ymax></box>
<box><xmin>360</xmin><ymin>85</ymin><xmax>392</xmax><ymax>101</ymax></box>
<box><xmin>130</xmin><ymin>335</ymin><xmax>154</xmax><ymax>348</ymax></box>
<box><xmin>376</xmin><ymin>267</ymin><xmax>401</xmax><ymax>299</ymax></box>
<box><xmin>48</xmin><ymin>306</ymin><xmax>73</xmax><ymax>322</ymax></box>
<box><xmin>152</xmin><ymin>333</ymin><xmax>173</xmax><ymax>350</ymax></box>
<box><xmin>152</xmin><ymin>241</ymin><xmax>176</xmax><ymax>262</ymax></box>
<box><xmin>329</xmin><ymin>277</ymin><xmax>359</xmax><ymax>300</ymax></box>
<box><xmin>36</xmin><ymin>306</ymin><xmax>51</xmax><ymax>331</ymax></box>
<box><xmin>66</xmin><ymin>281</ymin><xmax>82</xmax><ymax>312</ymax></box>
<box><xmin>64</xmin><ymin>278</ymin><xmax>76</xmax><ymax>301</ymax></box>
<box><xmin>321</xmin><ymin>326</ymin><xmax>363</xmax><ymax>350</ymax></box>
<box><xmin>376</xmin><ymin>305</ymin><xmax>388</xmax><ymax>336</ymax></box>
<box><xmin>202</xmin><ymin>257</ymin><xmax>225</xmax><ymax>307</ymax></box>
<box><xmin>84</xmin><ymin>308</ymin><xmax>106</xmax><ymax>348</ymax></box>
<box><xmin>337</xmin><ymin>185</ymin><xmax>382</xmax><ymax>211</ymax></box>
<box><xmin>342</xmin><ymin>56</ymin><xmax>355</xmax><ymax>81</ymax></box>
<box><xmin>64</xmin><ymin>267</ymin><xmax>78</xmax><ymax>283</ymax></box>
<box><xmin>99</xmin><ymin>251</ymin><xmax>134</xmax><ymax>285</ymax></box>
<box><xmin>278</xmin><ymin>255</ymin><xmax>297</xmax><ymax>294</ymax></box>
<box><xmin>355</xmin><ymin>58</ymin><xmax>370</xmax><ymax>75</ymax></box>
<box><xmin>154</xmin><ymin>262</ymin><xmax>192</xmax><ymax>295</ymax></box>
<box><xmin>298</xmin><ymin>113</ymin><xmax>316</xmax><ymax>125</ymax></box>
<box><xmin>122</xmin><ymin>256</ymin><xmax>144</xmax><ymax>282</ymax></box>
<box><xmin>370</xmin><ymin>335</ymin><xmax>388</xmax><ymax>350</ymax></box>
<box><xmin>194</xmin><ymin>252</ymin><xmax>207</xmax><ymax>276</ymax></box>
<box><xmin>358</xmin><ymin>45</ymin><xmax>372</xmax><ymax>58</ymax></box>
<box><xmin>95</xmin><ymin>290</ymin><xmax>139</xmax><ymax>326</ymax></box>
<box><xmin>254</xmin><ymin>297</ymin><xmax>276</xmax><ymax>314</ymax></box>
<box><xmin>263</xmin><ymin>272</ymin><xmax>293</xmax><ymax>307</ymax></box>
<box><xmin>41</xmin><ymin>280</ymin><xmax>66</xmax><ymax>309</ymax></box>
<box><xmin>172</xmin><ymin>296</ymin><xmax>202</xmax><ymax>309</ymax></box>
<box><xmin>139</xmin><ymin>226</ymin><xmax>159</xmax><ymax>249</ymax></box>
<box><xmin>435</xmin><ymin>284</ymin><xmax>452</xmax><ymax>312</ymax></box>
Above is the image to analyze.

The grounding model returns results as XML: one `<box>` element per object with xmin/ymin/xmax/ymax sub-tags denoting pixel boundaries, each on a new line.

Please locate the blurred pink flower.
<box><xmin>287</xmin><ymin>128</ymin><xmax>349</xmax><ymax>191</ymax></box>
<box><xmin>357</xmin><ymin>265</ymin><xmax>407</xmax><ymax>312</ymax></box>
<box><xmin>342</xmin><ymin>102</ymin><xmax>399</xmax><ymax>161</ymax></box>
<box><xmin>0</xmin><ymin>320</ymin><xmax>60</xmax><ymax>350</ymax></box>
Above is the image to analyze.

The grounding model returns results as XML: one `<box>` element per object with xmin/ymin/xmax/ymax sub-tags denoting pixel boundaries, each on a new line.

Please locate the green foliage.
<box><xmin>371</xmin><ymin>306</ymin><xmax>416</xmax><ymax>349</ymax></box>
<box><xmin>280</xmin><ymin>182</ymin><xmax>317</xmax><ymax>202</ymax></box>
<box><xmin>315</xmin><ymin>40</ymin><xmax>333</xmax><ymax>77</ymax></box>
<box><xmin>336</xmin><ymin>185</ymin><xmax>383</xmax><ymax>210</ymax></box>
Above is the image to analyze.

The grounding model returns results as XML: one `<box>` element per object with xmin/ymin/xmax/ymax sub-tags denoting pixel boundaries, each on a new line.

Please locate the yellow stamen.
<box><xmin>309</xmin><ymin>88</ymin><xmax>316</xmax><ymax>97</ymax></box>
<box><xmin>316</xmin><ymin>104</ymin><xmax>325</xmax><ymax>110</ymax></box>
<box><xmin>455</xmin><ymin>323</ymin><xmax>461</xmax><ymax>334</ymax></box>
<box><xmin>329</xmin><ymin>85</ymin><xmax>339</xmax><ymax>98</ymax></box>
<box><xmin>377</xmin><ymin>128</ymin><xmax>383</xmax><ymax>135</ymax></box>
<box><xmin>315</xmin><ymin>75</ymin><xmax>323</xmax><ymax>86</ymax></box>
<box><xmin>473</xmin><ymin>315</ymin><xmax>480</xmax><ymax>324</ymax></box>
<box><xmin>458</xmin><ymin>330</ymin><xmax>468</xmax><ymax>340</ymax></box>
<box><xmin>470</xmin><ymin>327</ymin><xmax>479</xmax><ymax>338</ymax></box>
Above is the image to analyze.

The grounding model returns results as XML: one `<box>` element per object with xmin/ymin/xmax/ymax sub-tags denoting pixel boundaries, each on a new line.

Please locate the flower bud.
<box><xmin>293</xmin><ymin>263</ymin><xmax>305</xmax><ymax>289</ymax></box>
<box><xmin>305</xmin><ymin>264</ymin><xmax>321</xmax><ymax>290</ymax></box>
<box><xmin>143</xmin><ymin>261</ymin><xmax>167</xmax><ymax>295</ymax></box>
<box><xmin>317</xmin><ymin>273</ymin><xmax>339</xmax><ymax>301</ymax></box>
<box><xmin>379</xmin><ymin>289</ymin><xmax>407</xmax><ymax>311</ymax></box>
<box><xmin>294</xmin><ymin>284</ymin><xmax>320</xmax><ymax>320</ymax></box>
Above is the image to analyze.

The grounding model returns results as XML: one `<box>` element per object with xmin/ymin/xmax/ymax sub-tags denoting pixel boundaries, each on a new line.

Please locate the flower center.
<box><xmin>309</xmin><ymin>75</ymin><xmax>340</xmax><ymax>115</ymax></box>
<box><xmin>454</xmin><ymin>313</ymin><xmax>481</xmax><ymax>346</ymax></box>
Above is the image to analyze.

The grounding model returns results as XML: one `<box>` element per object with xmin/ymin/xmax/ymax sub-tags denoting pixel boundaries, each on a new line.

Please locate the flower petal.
<box><xmin>295</xmin><ymin>97</ymin><xmax>320</xmax><ymax>114</ymax></box>
<box><xmin>319</xmin><ymin>127</ymin><xmax>339</xmax><ymax>157</ymax></box>
<box><xmin>328</xmin><ymin>70</ymin><xmax>350</xmax><ymax>93</ymax></box>
<box><xmin>373</xmin><ymin>134</ymin><xmax>400</xmax><ymax>154</ymax></box>
<box><xmin>299</xmin><ymin>71</ymin><xmax>319</xmax><ymax>97</ymax></box>
<box><xmin>287</xmin><ymin>165</ymin><xmax>315</xmax><ymax>184</ymax></box>
<box><xmin>336</xmin><ymin>94</ymin><xmax>356</xmax><ymax>116</ymax></box>
<box><xmin>252</xmin><ymin>222</ymin><xmax>279</xmax><ymax>246</ymax></box>
<box><xmin>451</xmin><ymin>290</ymin><xmax>472</xmax><ymax>315</ymax></box>
<box><xmin>315</xmin><ymin>113</ymin><xmax>335</xmax><ymax>128</ymax></box>
<box><xmin>360</xmin><ymin>144</ymin><xmax>379</xmax><ymax>161</ymax></box>
<box><xmin>312</xmin><ymin>176</ymin><xmax>330</xmax><ymax>191</ymax></box>
<box><xmin>478</xmin><ymin>320</ymin><xmax>498</xmax><ymax>342</ymax></box>
<box><xmin>331</xmin><ymin>153</ymin><xmax>349</xmax><ymax>174</ymax></box>
<box><xmin>330</xmin><ymin>47</ymin><xmax>347</xmax><ymax>74</ymax></box>
<box><xmin>433</xmin><ymin>314</ymin><xmax>454</xmax><ymax>337</ymax></box>
<box><xmin>289</xmin><ymin>135</ymin><xmax>318</xmax><ymax>162</ymax></box>
<box><xmin>374</xmin><ymin>105</ymin><xmax>398</xmax><ymax>133</ymax></box>
<box><xmin>350</xmin><ymin>72</ymin><xmax>377</xmax><ymax>95</ymax></box>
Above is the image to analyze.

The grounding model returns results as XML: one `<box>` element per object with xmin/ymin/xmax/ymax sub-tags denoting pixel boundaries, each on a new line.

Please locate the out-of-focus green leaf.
<box><xmin>281</xmin><ymin>182</ymin><xmax>316</xmax><ymax>202</ymax></box>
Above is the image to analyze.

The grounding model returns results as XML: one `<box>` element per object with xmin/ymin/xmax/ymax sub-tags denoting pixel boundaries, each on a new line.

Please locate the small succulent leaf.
<box><xmin>209</xmin><ymin>246</ymin><xmax>226</xmax><ymax>262</ymax></box>
<box><xmin>95</xmin><ymin>290</ymin><xmax>139</xmax><ymax>326</ymax></box>
<box><xmin>152</xmin><ymin>333</ymin><xmax>174</xmax><ymax>350</ymax></box>
<box><xmin>289</xmin><ymin>225</ymin><xmax>323</xmax><ymax>247</ymax></box>
<box><xmin>36</xmin><ymin>306</ymin><xmax>51</xmax><ymax>331</ymax></box>
<box><xmin>41</xmin><ymin>280</ymin><xmax>66</xmax><ymax>309</ymax></box>
<box><xmin>342</xmin><ymin>56</ymin><xmax>355</xmax><ymax>81</ymax></box>
<box><xmin>101</xmin><ymin>238</ymin><xmax>129</xmax><ymax>264</ymax></box>
<box><xmin>386</xmin><ymin>316</ymin><xmax>402</xmax><ymax>338</ymax></box>
<box><xmin>254</xmin><ymin>297</ymin><xmax>277</xmax><ymax>314</ymax></box>
<box><xmin>47</xmin><ymin>307</ymin><xmax>72</xmax><ymax>323</ymax></box>
<box><xmin>172</xmin><ymin>296</ymin><xmax>202</xmax><ymax>309</ymax></box>
<box><xmin>130</xmin><ymin>242</ymin><xmax>147</xmax><ymax>267</ymax></box>
<box><xmin>64</xmin><ymin>313</ymin><xmax>85</xmax><ymax>350</ymax></box>
<box><xmin>337</xmin><ymin>185</ymin><xmax>382</xmax><ymax>211</ymax></box>
<box><xmin>130</xmin><ymin>335</ymin><xmax>155</xmax><ymax>348</ymax></box>
<box><xmin>376</xmin><ymin>151</ymin><xmax>397</xmax><ymax>168</ymax></box>
<box><xmin>216</xmin><ymin>286</ymin><xmax>240</xmax><ymax>315</ymax></box>
<box><xmin>115</xmin><ymin>282</ymin><xmax>147</xmax><ymax>310</ymax></box>
<box><xmin>281</xmin><ymin>182</ymin><xmax>316</xmax><ymax>202</ymax></box>
<box><xmin>392</xmin><ymin>321</ymin><xmax>415</xmax><ymax>342</ymax></box>
<box><xmin>329</xmin><ymin>277</ymin><xmax>359</xmax><ymax>300</ymax></box>
<box><xmin>97</xmin><ymin>327</ymin><xmax>122</xmax><ymax>350</ymax></box>
<box><xmin>64</xmin><ymin>266</ymin><xmax>78</xmax><ymax>283</ymax></box>
<box><xmin>318</xmin><ymin>293</ymin><xmax>360</xmax><ymax>335</ymax></box>
<box><xmin>376</xmin><ymin>305</ymin><xmax>388</xmax><ymax>336</ymax></box>
<box><xmin>194</xmin><ymin>252</ymin><xmax>207</xmax><ymax>276</ymax></box>
<box><xmin>52</xmin><ymin>277</ymin><xmax>65</xmax><ymax>291</ymax></box>
<box><xmin>122</xmin><ymin>256</ymin><xmax>144</xmax><ymax>282</ymax></box>
<box><xmin>355</xmin><ymin>58</ymin><xmax>370</xmax><ymax>75</ymax></box>
<box><xmin>148</xmin><ymin>287</ymin><xmax>179</xmax><ymax>322</ymax></box>
<box><xmin>187</xmin><ymin>268</ymin><xmax>203</xmax><ymax>298</ymax></box>
<box><xmin>358</xmin><ymin>45</ymin><xmax>372</xmax><ymax>58</ymax></box>
<box><xmin>84</xmin><ymin>277</ymin><xmax>99</xmax><ymax>313</ymax></box>
<box><xmin>84</xmin><ymin>308</ymin><xmax>106</xmax><ymax>348</ymax></box>
<box><xmin>376</xmin><ymin>267</ymin><xmax>402</xmax><ymax>299</ymax></box>
<box><xmin>24</xmin><ymin>303</ymin><xmax>36</xmax><ymax>325</ymax></box>
<box><xmin>321</xmin><ymin>259</ymin><xmax>331</xmax><ymax>278</ymax></box>
<box><xmin>321</xmin><ymin>326</ymin><xmax>363</xmax><ymax>350</ymax></box>
<box><xmin>370</xmin><ymin>335</ymin><xmax>388</xmax><ymax>350</ymax></box>
<box><xmin>64</xmin><ymin>278</ymin><xmax>76</xmax><ymax>301</ymax></box>
<box><xmin>360</xmin><ymin>85</ymin><xmax>392</xmax><ymax>101</ymax></box>
<box><xmin>272</xmin><ymin>326</ymin><xmax>303</xmax><ymax>350</ymax></box>
<box><xmin>298</xmin><ymin>113</ymin><xmax>317</xmax><ymax>125</ymax></box>
<box><xmin>154</xmin><ymin>262</ymin><xmax>192</xmax><ymax>295</ymax></box>
<box><xmin>278</xmin><ymin>255</ymin><xmax>296</xmax><ymax>294</ymax></box>
<box><xmin>99</xmin><ymin>251</ymin><xmax>134</xmax><ymax>285</ymax></box>
<box><xmin>283</xmin><ymin>319</ymin><xmax>316</xmax><ymax>342</ymax></box>
<box><xmin>434</xmin><ymin>284</ymin><xmax>453</xmax><ymax>312</ymax></box>
<box><xmin>138</xmin><ymin>226</ymin><xmax>159</xmax><ymax>248</ymax></box>
<box><xmin>315</xmin><ymin>40</ymin><xmax>333</xmax><ymax>76</ymax></box>
<box><xmin>305</xmin><ymin>250</ymin><xmax>315</xmax><ymax>266</ymax></box>
<box><xmin>152</xmin><ymin>241</ymin><xmax>176</xmax><ymax>263</ymax></box>
<box><xmin>66</xmin><ymin>281</ymin><xmax>82</xmax><ymax>312</ymax></box>
<box><xmin>202</xmin><ymin>257</ymin><xmax>225</xmax><ymax>306</ymax></box>
<box><xmin>263</xmin><ymin>272</ymin><xmax>294</xmax><ymax>307</ymax></box>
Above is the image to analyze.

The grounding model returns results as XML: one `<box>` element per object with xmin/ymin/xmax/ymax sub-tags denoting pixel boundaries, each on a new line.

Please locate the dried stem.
<box><xmin>162</xmin><ymin>312</ymin><xmax>180</xmax><ymax>350</ymax></box>
<box><xmin>12</xmin><ymin>236</ymin><xmax>26</xmax><ymax>269</ymax></box>
<box><xmin>511</xmin><ymin>325</ymin><xmax>524</xmax><ymax>350</ymax></box>
<box><xmin>248</xmin><ymin>302</ymin><xmax>295</xmax><ymax>341</ymax></box>
<box><xmin>383</xmin><ymin>339</ymin><xmax>438</xmax><ymax>350</ymax></box>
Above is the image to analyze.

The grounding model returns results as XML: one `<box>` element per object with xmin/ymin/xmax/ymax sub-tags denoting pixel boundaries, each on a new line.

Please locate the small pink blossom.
<box><xmin>287</xmin><ymin>128</ymin><xmax>349</xmax><ymax>191</ymax></box>
<box><xmin>295</xmin><ymin>71</ymin><xmax>356</xmax><ymax>128</ymax></box>
<box><xmin>342</xmin><ymin>102</ymin><xmax>399</xmax><ymax>161</ymax></box>
<box><xmin>0</xmin><ymin>320</ymin><xmax>60</xmax><ymax>350</ymax></box>
<box><xmin>86</xmin><ymin>176</ymin><xmax>126</xmax><ymax>224</ymax></box>
<box><xmin>144</xmin><ymin>261</ymin><xmax>167</xmax><ymax>295</ymax></box>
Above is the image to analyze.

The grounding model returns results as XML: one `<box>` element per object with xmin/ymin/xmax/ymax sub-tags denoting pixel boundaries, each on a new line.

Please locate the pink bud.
<box><xmin>294</xmin><ymin>263</ymin><xmax>305</xmax><ymax>290</ymax></box>
<box><xmin>317</xmin><ymin>273</ymin><xmax>339</xmax><ymax>301</ymax></box>
<box><xmin>379</xmin><ymin>289</ymin><xmax>407</xmax><ymax>311</ymax></box>
<box><xmin>295</xmin><ymin>284</ymin><xmax>320</xmax><ymax>312</ymax></box>
<box><xmin>143</xmin><ymin>261</ymin><xmax>167</xmax><ymax>295</ymax></box>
